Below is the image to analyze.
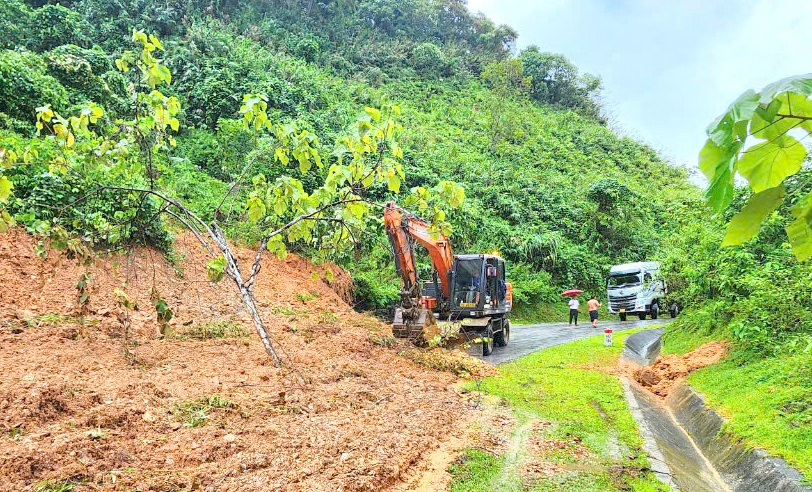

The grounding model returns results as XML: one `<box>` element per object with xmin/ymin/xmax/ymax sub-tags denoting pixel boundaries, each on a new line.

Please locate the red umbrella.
<box><xmin>561</xmin><ymin>289</ymin><xmax>583</xmax><ymax>297</ymax></box>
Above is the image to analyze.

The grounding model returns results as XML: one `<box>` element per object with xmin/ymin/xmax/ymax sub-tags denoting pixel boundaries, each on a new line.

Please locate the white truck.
<box><xmin>606</xmin><ymin>261</ymin><xmax>676</xmax><ymax>321</ymax></box>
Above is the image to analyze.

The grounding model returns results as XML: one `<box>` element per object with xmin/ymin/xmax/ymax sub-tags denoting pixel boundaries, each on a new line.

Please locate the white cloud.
<box><xmin>466</xmin><ymin>0</ymin><xmax>812</xmax><ymax>169</ymax></box>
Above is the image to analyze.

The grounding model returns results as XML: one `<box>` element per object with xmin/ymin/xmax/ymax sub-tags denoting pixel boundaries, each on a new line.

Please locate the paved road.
<box><xmin>468</xmin><ymin>318</ymin><xmax>672</xmax><ymax>365</ymax></box>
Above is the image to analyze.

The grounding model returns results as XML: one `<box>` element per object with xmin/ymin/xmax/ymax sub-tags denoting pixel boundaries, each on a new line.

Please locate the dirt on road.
<box><xmin>0</xmin><ymin>229</ymin><xmax>487</xmax><ymax>491</ymax></box>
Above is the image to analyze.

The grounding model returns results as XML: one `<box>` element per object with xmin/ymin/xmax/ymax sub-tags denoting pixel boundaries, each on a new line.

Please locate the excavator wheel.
<box><xmin>482</xmin><ymin>321</ymin><xmax>494</xmax><ymax>356</ymax></box>
<box><xmin>392</xmin><ymin>307</ymin><xmax>438</xmax><ymax>344</ymax></box>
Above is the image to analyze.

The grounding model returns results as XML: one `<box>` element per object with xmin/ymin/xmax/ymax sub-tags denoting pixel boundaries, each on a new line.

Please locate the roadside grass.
<box><xmin>511</xmin><ymin>303</ymin><xmax>564</xmax><ymax>324</ymax></box>
<box><xmin>34</xmin><ymin>480</ymin><xmax>79</xmax><ymax>492</ymax></box>
<box><xmin>449</xmin><ymin>449</ymin><xmax>505</xmax><ymax>492</ymax></box>
<box><xmin>662</xmin><ymin>318</ymin><xmax>811</xmax><ymax>482</ymax></box>
<box><xmin>452</xmin><ymin>328</ymin><xmax>670</xmax><ymax>491</ymax></box>
<box><xmin>660</xmin><ymin>323</ymin><xmax>727</xmax><ymax>356</ymax></box>
<box><xmin>687</xmin><ymin>354</ymin><xmax>812</xmax><ymax>481</ymax></box>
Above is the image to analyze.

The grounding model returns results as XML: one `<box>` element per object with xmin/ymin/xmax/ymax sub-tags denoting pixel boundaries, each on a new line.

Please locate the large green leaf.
<box><xmin>699</xmin><ymin>139</ymin><xmax>737</xmax><ymax>212</ymax></box>
<box><xmin>721</xmin><ymin>185</ymin><xmax>785</xmax><ymax>246</ymax></box>
<box><xmin>778</xmin><ymin>93</ymin><xmax>812</xmax><ymax>134</ymax></box>
<box><xmin>758</xmin><ymin>74</ymin><xmax>812</xmax><ymax>104</ymax></box>
<box><xmin>786</xmin><ymin>216</ymin><xmax>812</xmax><ymax>261</ymax></box>
<box><xmin>790</xmin><ymin>192</ymin><xmax>812</xmax><ymax>228</ymax></box>
<box><xmin>0</xmin><ymin>176</ymin><xmax>13</xmax><ymax>204</ymax></box>
<box><xmin>785</xmin><ymin>190</ymin><xmax>812</xmax><ymax>261</ymax></box>
<box><xmin>706</xmin><ymin>90</ymin><xmax>759</xmax><ymax>146</ymax></box>
<box><xmin>749</xmin><ymin>112</ymin><xmax>798</xmax><ymax>140</ymax></box>
<box><xmin>737</xmin><ymin>135</ymin><xmax>805</xmax><ymax>192</ymax></box>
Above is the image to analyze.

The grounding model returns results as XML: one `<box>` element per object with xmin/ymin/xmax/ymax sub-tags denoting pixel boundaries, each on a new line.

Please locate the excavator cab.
<box><xmin>451</xmin><ymin>255</ymin><xmax>511</xmax><ymax>317</ymax></box>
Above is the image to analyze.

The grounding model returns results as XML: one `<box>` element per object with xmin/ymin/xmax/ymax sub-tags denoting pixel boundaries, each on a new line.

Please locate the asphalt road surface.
<box><xmin>469</xmin><ymin>317</ymin><xmax>672</xmax><ymax>365</ymax></box>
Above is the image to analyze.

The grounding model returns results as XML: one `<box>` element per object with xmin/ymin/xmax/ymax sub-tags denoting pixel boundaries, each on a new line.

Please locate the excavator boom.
<box><xmin>384</xmin><ymin>201</ymin><xmax>454</xmax><ymax>340</ymax></box>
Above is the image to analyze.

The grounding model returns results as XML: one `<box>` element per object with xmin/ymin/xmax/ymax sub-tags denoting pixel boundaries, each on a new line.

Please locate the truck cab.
<box><xmin>606</xmin><ymin>261</ymin><xmax>668</xmax><ymax>320</ymax></box>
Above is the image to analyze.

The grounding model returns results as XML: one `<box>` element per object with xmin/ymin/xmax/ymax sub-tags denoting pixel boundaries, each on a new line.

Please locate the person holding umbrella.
<box><xmin>568</xmin><ymin>296</ymin><xmax>580</xmax><ymax>325</ymax></box>
<box><xmin>562</xmin><ymin>289</ymin><xmax>582</xmax><ymax>326</ymax></box>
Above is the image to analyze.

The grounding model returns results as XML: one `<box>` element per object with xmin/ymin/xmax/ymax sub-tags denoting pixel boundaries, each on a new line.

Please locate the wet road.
<box><xmin>469</xmin><ymin>317</ymin><xmax>672</xmax><ymax>365</ymax></box>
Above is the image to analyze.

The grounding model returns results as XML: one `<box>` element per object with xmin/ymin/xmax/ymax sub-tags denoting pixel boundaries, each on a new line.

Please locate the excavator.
<box><xmin>383</xmin><ymin>201</ymin><xmax>512</xmax><ymax>356</ymax></box>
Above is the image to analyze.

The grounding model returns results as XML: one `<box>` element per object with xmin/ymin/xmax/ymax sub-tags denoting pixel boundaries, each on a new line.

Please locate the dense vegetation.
<box><xmin>1</xmin><ymin>0</ymin><xmax>810</xmax><ymax>478</ymax></box>
<box><xmin>0</xmin><ymin>0</ymin><xmax>693</xmax><ymax>321</ymax></box>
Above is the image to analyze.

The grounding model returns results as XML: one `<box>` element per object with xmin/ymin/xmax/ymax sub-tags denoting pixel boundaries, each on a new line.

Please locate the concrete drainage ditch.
<box><xmin>621</xmin><ymin>329</ymin><xmax>811</xmax><ymax>492</ymax></box>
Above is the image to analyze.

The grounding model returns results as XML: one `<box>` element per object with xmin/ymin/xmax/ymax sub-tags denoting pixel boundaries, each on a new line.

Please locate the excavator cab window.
<box><xmin>453</xmin><ymin>258</ymin><xmax>483</xmax><ymax>308</ymax></box>
<box><xmin>497</xmin><ymin>259</ymin><xmax>506</xmax><ymax>307</ymax></box>
<box><xmin>485</xmin><ymin>258</ymin><xmax>499</xmax><ymax>306</ymax></box>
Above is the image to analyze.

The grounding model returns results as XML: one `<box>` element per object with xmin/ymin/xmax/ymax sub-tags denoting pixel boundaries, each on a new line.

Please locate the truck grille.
<box><xmin>609</xmin><ymin>294</ymin><xmax>636</xmax><ymax>311</ymax></box>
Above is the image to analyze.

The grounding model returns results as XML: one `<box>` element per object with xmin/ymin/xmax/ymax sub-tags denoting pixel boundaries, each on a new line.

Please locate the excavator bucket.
<box><xmin>392</xmin><ymin>307</ymin><xmax>438</xmax><ymax>344</ymax></box>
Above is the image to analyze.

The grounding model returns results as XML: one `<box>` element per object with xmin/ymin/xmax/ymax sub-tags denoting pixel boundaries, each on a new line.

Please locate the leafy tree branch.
<box><xmin>700</xmin><ymin>74</ymin><xmax>812</xmax><ymax>260</ymax></box>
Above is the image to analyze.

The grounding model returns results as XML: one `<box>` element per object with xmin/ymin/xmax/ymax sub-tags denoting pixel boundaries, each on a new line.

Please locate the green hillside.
<box><xmin>0</xmin><ymin>0</ymin><xmax>698</xmax><ymax>319</ymax></box>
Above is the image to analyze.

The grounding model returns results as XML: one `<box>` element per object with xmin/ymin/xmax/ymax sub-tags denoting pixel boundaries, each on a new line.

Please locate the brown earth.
<box><xmin>633</xmin><ymin>341</ymin><xmax>728</xmax><ymax>397</ymax></box>
<box><xmin>0</xmin><ymin>229</ymin><xmax>483</xmax><ymax>491</ymax></box>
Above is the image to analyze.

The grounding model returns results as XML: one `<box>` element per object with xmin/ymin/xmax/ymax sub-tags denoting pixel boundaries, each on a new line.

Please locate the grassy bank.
<box><xmin>662</xmin><ymin>325</ymin><xmax>812</xmax><ymax>482</ymax></box>
<box><xmin>451</xmin><ymin>329</ymin><xmax>669</xmax><ymax>491</ymax></box>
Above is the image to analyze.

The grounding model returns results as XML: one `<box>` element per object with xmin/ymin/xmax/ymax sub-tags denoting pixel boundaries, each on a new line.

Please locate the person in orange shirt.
<box><xmin>587</xmin><ymin>296</ymin><xmax>601</xmax><ymax>329</ymax></box>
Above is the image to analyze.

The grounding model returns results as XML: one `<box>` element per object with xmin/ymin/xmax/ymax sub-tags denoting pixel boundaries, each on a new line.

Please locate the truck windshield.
<box><xmin>454</xmin><ymin>259</ymin><xmax>483</xmax><ymax>306</ymax></box>
<box><xmin>608</xmin><ymin>272</ymin><xmax>642</xmax><ymax>287</ymax></box>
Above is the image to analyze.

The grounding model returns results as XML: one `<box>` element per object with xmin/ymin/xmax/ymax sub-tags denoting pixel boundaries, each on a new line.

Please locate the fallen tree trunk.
<box><xmin>211</xmin><ymin>223</ymin><xmax>282</xmax><ymax>366</ymax></box>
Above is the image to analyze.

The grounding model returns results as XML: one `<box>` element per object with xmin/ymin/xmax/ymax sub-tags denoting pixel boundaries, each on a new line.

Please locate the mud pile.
<box><xmin>633</xmin><ymin>341</ymin><xmax>728</xmax><ymax>397</ymax></box>
<box><xmin>0</xmin><ymin>229</ymin><xmax>471</xmax><ymax>491</ymax></box>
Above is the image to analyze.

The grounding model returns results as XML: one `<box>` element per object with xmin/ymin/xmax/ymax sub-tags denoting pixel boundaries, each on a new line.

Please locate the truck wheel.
<box><xmin>651</xmin><ymin>302</ymin><xmax>659</xmax><ymax>320</ymax></box>
<box><xmin>669</xmin><ymin>304</ymin><xmax>680</xmax><ymax>318</ymax></box>
<box><xmin>619</xmin><ymin>312</ymin><xmax>627</xmax><ymax>322</ymax></box>
<box><xmin>495</xmin><ymin>319</ymin><xmax>510</xmax><ymax>347</ymax></box>
<box><xmin>638</xmin><ymin>313</ymin><xmax>647</xmax><ymax>321</ymax></box>
<box><xmin>483</xmin><ymin>322</ymin><xmax>494</xmax><ymax>356</ymax></box>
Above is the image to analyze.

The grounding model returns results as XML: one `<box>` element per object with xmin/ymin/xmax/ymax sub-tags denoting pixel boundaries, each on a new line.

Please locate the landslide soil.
<box><xmin>632</xmin><ymin>341</ymin><xmax>728</xmax><ymax>397</ymax></box>
<box><xmin>0</xmin><ymin>230</ymin><xmax>479</xmax><ymax>491</ymax></box>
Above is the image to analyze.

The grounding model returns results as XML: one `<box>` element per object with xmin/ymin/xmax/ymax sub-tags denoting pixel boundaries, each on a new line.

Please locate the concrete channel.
<box><xmin>621</xmin><ymin>329</ymin><xmax>811</xmax><ymax>492</ymax></box>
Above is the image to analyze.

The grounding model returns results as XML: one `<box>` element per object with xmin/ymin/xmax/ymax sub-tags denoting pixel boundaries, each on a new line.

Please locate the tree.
<box><xmin>700</xmin><ymin>74</ymin><xmax>812</xmax><ymax>260</ymax></box>
<box><xmin>519</xmin><ymin>47</ymin><xmax>603</xmax><ymax>121</ymax></box>
<box><xmin>480</xmin><ymin>58</ymin><xmax>529</xmax><ymax>150</ymax></box>
<box><xmin>0</xmin><ymin>30</ymin><xmax>464</xmax><ymax>366</ymax></box>
<box><xmin>412</xmin><ymin>42</ymin><xmax>447</xmax><ymax>78</ymax></box>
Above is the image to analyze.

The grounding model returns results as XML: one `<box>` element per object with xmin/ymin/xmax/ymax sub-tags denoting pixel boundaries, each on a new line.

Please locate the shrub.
<box><xmin>412</xmin><ymin>42</ymin><xmax>447</xmax><ymax>78</ymax></box>
<box><xmin>4</xmin><ymin>134</ymin><xmax>172</xmax><ymax>251</ymax></box>
<box><xmin>352</xmin><ymin>267</ymin><xmax>399</xmax><ymax>311</ymax></box>
<box><xmin>30</xmin><ymin>4</ymin><xmax>92</xmax><ymax>52</ymax></box>
<box><xmin>295</xmin><ymin>37</ymin><xmax>320</xmax><ymax>63</ymax></box>
<box><xmin>0</xmin><ymin>51</ymin><xmax>68</xmax><ymax>131</ymax></box>
<box><xmin>0</xmin><ymin>0</ymin><xmax>32</xmax><ymax>50</ymax></box>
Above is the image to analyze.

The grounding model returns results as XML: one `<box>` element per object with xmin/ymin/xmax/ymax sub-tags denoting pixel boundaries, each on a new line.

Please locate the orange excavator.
<box><xmin>383</xmin><ymin>201</ymin><xmax>512</xmax><ymax>356</ymax></box>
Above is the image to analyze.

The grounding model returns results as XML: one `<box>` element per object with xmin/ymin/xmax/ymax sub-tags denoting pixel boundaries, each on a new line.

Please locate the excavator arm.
<box><xmin>384</xmin><ymin>201</ymin><xmax>454</xmax><ymax>340</ymax></box>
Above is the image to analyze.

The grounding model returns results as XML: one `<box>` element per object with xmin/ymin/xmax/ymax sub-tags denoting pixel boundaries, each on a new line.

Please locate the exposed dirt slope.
<box><xmin>0</xmin><ymin>229</ymin><xmax>471</xmax><ymax>491</ymax></box>
<box><xmin>633</xmin><ymin>341</ymin><xmax>728</xmax><ymax>397</ymax></box>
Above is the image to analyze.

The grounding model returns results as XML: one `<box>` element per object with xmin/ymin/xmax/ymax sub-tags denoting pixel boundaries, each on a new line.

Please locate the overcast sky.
<box><xmin>467</xmin><ymin>0</ymin><xmax>812</xmax><ymax>174</ymax></box>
